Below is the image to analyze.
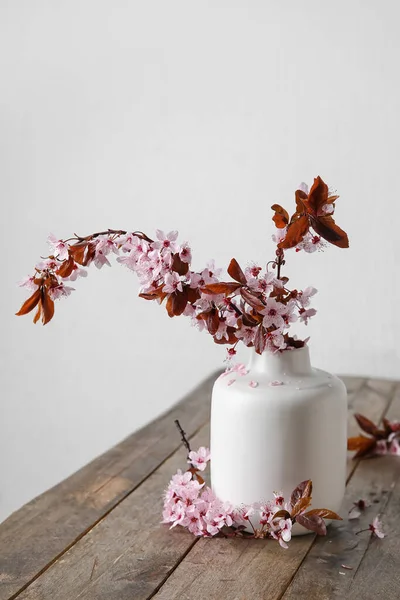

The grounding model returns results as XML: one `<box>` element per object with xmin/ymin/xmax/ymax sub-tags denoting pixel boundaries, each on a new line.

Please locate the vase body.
<box><xmin>210</xmin><ymin>346</ymin><xmax>347</xmax><ymax>535</ymax></box>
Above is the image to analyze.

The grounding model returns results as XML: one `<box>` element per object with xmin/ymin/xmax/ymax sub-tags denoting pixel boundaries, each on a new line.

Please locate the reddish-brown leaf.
<box><xmin>56</xmin><ymin>256</ymin><xmax>75</xmax><ymax>278</ymax></box>
<box><xmin>172</xmin><ymin>289</ymin><xmax>188</xmax><ymax>316</ymax></box>
<box><xmin>171</xmin><ymin>253</ymin><xmax>189</xmax><ymax>276</ymax></box>
<box><xmin>240</xmin><ymin>288</ymin><xmax>266</xmax><ymax>312</ymax></box>
<box><xmin>16</xmin><ymin>288</ymin><xmax>42</xmax><ymax>316</ymax></box>
<box><xmin>354</xmin><ymin>413</ymin><xmax>379</xmax><ymax>436</ymax></box>
<box><xmin>290</xmin><ymin>479</ymin><xmax>313</xmax><ymax>508</ymax></box>
<box><xmin>33</xmin><ymin>303</ymin><xmax>42</xmax><ymax>324</ymax></box>
<box><xmin>68</xmin><ymin>242</ymin><xmax>87</xmax><ymax>265</ymax></box>
<box><xmin>310</xmin><ymin>215</ymin><xmax>349</xmax><ymax>248</ymax></box>
<box><xmin>291</xmin><ymin>496</ymin><xmax>312</xmax><ymax>518</ymax></box>
<box><xmin>41</xmin><ymin>288</ymin><xmax>54</xmax><ymax>325</ymax></box>
<box><xmin>227</xmin><ymin>258</ymin><xmax>247</xmax><ymax>285</ymax></box>
<box><xmin>304</xmin><ymin>508</ymin><xmax>342</xmax><ymax>520</ymax></box>
<box><xmin>295</xmin><ymin>189</ymin><xmax>308</xmax><ymax>213</ymax></box>
<box><xmin>296</xmin><ymin>513</ymin><xmax>327</xmax><ymax>536</ymax></box>
<box><xmin>278</xmin><ymin>215</ymin><xmax>309</xmax><ymax>249</ymax></box>
<box><xmin>166</xmin><ymin>294</ymin><xmax>175</xmax><ymax>317</ymax></box>
<box><xmin>82</xmin><ymin>242</ymin><xmax>97</xmax><ymax>266</ymax></box>
<box><xmin>271</xmin><ymin>204</ymin><xmax>289</xmax><ymax>229</ymax></box>
<box><xmin>186</xmin><ymin>286</ymin><xmax>201</xmax><ymax>304</ymax></box>
<box><xmin>271</xmin><ymin>509</ymin><xmax>291</xmax><ymax>521</ymax></box>
<box><xmin>254</xmin><ymin>325</ymin><xmax>266</xmax><ymax>354</ymax></box>
<box><xmin>347</xmin><ymin>435</ymin><xmax>374</xmax><ymax>451</ymax></box>
<box><xmin>306</xmin><ymin>176</ymin><xmax>329</xmax><ymax>214</ymax></box>
<box><xmin>203</xmin><ymin>282</ymin><xmax>241</xmax><ymax>295</ymax></box>
<box><xmin>206</xmin><ymin>309</ymin><xmax>220</xmax><ymax>336</ymax></box>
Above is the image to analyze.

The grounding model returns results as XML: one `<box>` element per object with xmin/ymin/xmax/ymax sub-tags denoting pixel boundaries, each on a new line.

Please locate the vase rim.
<box><xmin>247</xmin><ymin>344</ymin><xmax>312</xmax><ymax>376</ymax></box>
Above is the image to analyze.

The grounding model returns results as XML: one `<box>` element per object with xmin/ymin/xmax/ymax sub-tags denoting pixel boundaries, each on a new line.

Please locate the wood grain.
<box><xmin>0</xmin><ymin>373</ymin><xmax>217</xmax><ymax>600</ymax></box>
<box><xmin>149</xmin><ymin>379</ymin><xmax>397</xmax><ymax>600</ymax></box>
<box><xmin>14</xmin><ymin>427</ymin><xmax>210</xmax><ymax>600</ymax></box>
<box><xmin>2</xmin><ymin>375</ymin><xmax>398</xmax><ymax>600</ymax></box>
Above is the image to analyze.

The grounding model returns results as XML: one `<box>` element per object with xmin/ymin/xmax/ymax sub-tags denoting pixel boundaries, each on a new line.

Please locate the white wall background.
<box><xmin>1</xmin><ymin>0</ymin><xmax>399</xmax><ymax>523</ymax></box>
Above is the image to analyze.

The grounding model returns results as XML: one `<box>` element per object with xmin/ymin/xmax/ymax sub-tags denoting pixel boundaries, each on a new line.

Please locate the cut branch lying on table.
<box><xmin>348</xmin><ymin>413</ymin><xmax>400</xmax><ymax>458</ymax></box>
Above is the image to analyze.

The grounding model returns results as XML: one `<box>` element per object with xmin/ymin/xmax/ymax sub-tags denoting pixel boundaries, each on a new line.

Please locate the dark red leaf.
<box><xmin>310</xmin><ymin>215</ymin><xmax>349</xmax><ymax>248</ymax></box>
<box><xmin>171</xmin><ymin>253</ymin><xmax>189</xmax><ymax>276</ymax></box>
<box><xmin>172</xmin><ymin>289</ymin><xmax>188</xmax><ymax>316</ymax></box>
<box><xmin>304</xmin><ymin>508</ymin><xmax>342</xmax><ymax>520</ymax></box>
<box><xmin>290</xmin><ymin>480</ymin><xmax>313</xmax><ymax>508</ymax></box>
<box><xmin>166</xmin><ymin>294</ymin><xmax>175</xmax><ymax>317</ymax></box>
<box><xmin>291</xmin><ymin>496</ymin><xmax>312</xmax><ymax>518</ymax></box>
<box><xmin>203</xmin><ymin>282</ymin><xmax>242</xmax><ymax>295</ymax></box>
<box><xmin>271</xmin><ymin>509</ymin><xmax>291</xmax><ymax>521</ymax></box>
<box><xmin>278</xmin><ymin>215</ymin><xmax>309</xmax><ymax>249</ymax></box>
<box><xmin>296</xmin><ymin>513</ymin><xmax>327</xmax><ymax>536</ymax></box>
<box><xmin>306</xmin><ymin>176</ymin><xmax>329</xmax><ymax>214</ymax></box>
<box><xmin>295</xmin><ymin>189</ymin><xmax>308</xmax><ymax>213</ymax></box>
<box><xmin>68</xmin><ymin>242</ymin><xmax>87</xmax><ymax>265</ymax></box>
<box><xmin>354</xmin><ymin>414</ymin><xmax>379</xmax><ymax>436</ymax></box>
<box><xmin>41</xmin><ymin>288</ymin><xmax>54</xmax><ymax>325</ymax></box>
<box><xmin>186</xmin><ymin>286</ymin><xmax>201</xmax><ymax>304</ymax></box>
<box><xmin>82</xmin><ymin>242</ymin><xmax>97</xmax><ymax>266</ymax></box>
<box><xmin>240</xmin><ymin>288</ymin><xmax>266</xmax><ymax>312</ymax></box>
<box><xmin>271</xmin><ymin>204</ymin><xmax>289</xmax><ymax>228</ymax></box>
<box><xmin>206</xmin><ymin>309</ymin><xmax>220</xmax><ymax>336</ymax></box>
<box><xmin>227</xmin><ymin>258</ymin><xmax>247</xmax><ymax>285</ymax></box>
<box><xmin>56</xmin><ymin>256</ymin><xmax>75</xmax><ymax>278</ymax></box>
<box><xmin>16</xmin><ymin>288</ymin><xmax>41</xmax><ymax>316</ymax></box>
<box><xmin>254</xmin><ymin>325</ymin><xmax>266</xmax><ymax>354</ymax></box>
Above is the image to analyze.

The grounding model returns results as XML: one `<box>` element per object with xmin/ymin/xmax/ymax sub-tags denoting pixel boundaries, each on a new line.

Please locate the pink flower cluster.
<box><xmin>162</xmin><ymin>448</ymin><xmax>294</xmax><ymax>547</ymax></box>
<box><xmin>18</xmin><ymin>224</ymin><xmax>319</xmax><ymax>353</ymax></box>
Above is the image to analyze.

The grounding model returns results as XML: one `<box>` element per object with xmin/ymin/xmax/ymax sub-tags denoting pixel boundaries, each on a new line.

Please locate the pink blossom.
<box><xmin>232</xmin><ymin>363</ymin><xmax>248</xmax><ymax>376</ymax></box>
<box><xmin>245</xmin><ymin>263</ymin><xmax>262</xmax><ymax>279</ymax></box>
<box><xmin>272</xmin><ymin>227</ymin><xmax>287</xmax><ymax>245</ymax></box>
<box><xmin>47</xmin><ymin>233</ymin><xmax>69</xmax><ymax>261</ymax></box>
<box><xmin>48</xmin><ymin>283</ymin><xmax>75</xmax><ymax>300</ymax></box>
<box><xmin>269</xmin><ymin>380</ymin><xmax>283</xmax><ymax>386</ymax></box>
<box><xmin>320</xmin><ymin>203</ymin><xmax>334</xmax><ymax>215</ymax></box>
<box><xmin>117</xmin><ymin>251</ymin><xmax>138</xmax><ymax>271</ymax></box>
<box><xmin>93</xmin><ymin>251</ymin><xmax>111</xmax><ymax>269</ymax></box>
<box><xmin>298</xmin><ymin>182</ymin><xmax>309</xmax><ymax>194</ymax></box>
<box><xmin>273</xmin><ymin>491</ymin><xmax>285</xmax><ymax>506</ymax></box>
<box><xmin>205</xmin><ymin>259</ymin><xmax>222</xmax><ymax>280</ymax></box>
<box><xmin>389</xmin><ymin>437</ymin><xmax>400</xmax><ymax>456</ymax></box>
<box><xmin>235</xmin><ymin>325</ymin><xmax>256</xmax><ymax>346</ymax></box>
<box><xmin>18</xmin><ymin>275</ymin><xmax>38</xmax><ymax>291</ymax></box>
<box><xmin>153</xmin><ymin>230</ymin><xmax>179</xmax><ymax>253</ymax></box>
<box><xmin>279</xmin><ymin>518</ymin><xmax>293</xmax><ymax>546</ymax></box>
<box><xmin>267</xmin><ymin>329</ymin><xmax>286</xmax><ymax>352</ymax></box>
<box><xmin>36</xmin><ymin>258</ymin><xmax>61</xmax><ymax>271</ymax></box>
<box><xmin>68</xmin><ymin>267</ymin><xmax>87</xmax><ymax>281</ymax></box>
<box><xmin>299</xmin><ymin>308</ymin><xmax>317</xmax><ymax>325</ymax></box>
<box><xmin>375</xmin><ymin>440</ymin><xmax>388</xmax><ymax>455</ymax></box>
<box><xmin>163</xmin><ymin>272</ymin><xmax>184</xmax><ymax>294</ymax></box>
<box><xmin>179</xmin><ymin>243</ymin><xmax>192</xmax><ymax>263</ymax></box>
<box><xmin>227</xmin><ymin>379</ymin><xmax>235</xmax><ymax>386</ymax></box>
<box><xmin>262</xmin><ymin>298</ymin><xmax>286</xmax><ymax>329</ymax></box>
<box><xmin>188</xmin><ymin>447</ymin><xmax>211</xmax><ymax>472</ymax></box>
<box><xmin>298</xmin><ymin>286</ymin><xmax>318</xmax><ymax>308</ymax></box>
<box><xmin>369</xmin><ymin>516</ymin><xmax>385</xmax><ymax>539</ymax></box>
<box><xmin>95</xmin><ymin>236</ymin><xmax>119</xmax><ymax>256</ymax></box>
<box><xmin>296</xmin><ymin>233</ymin><xmax>326</xmax><ymax>253</ymax></box>
<box><xmin>249</xmin><ymin>381</ymin><xmax>258</xmax><ymax>388</ymax></box>
<box><xmin>215</xmin><ymin>320</ymin><xmax>229</xmax><ymax>341</ymax></box>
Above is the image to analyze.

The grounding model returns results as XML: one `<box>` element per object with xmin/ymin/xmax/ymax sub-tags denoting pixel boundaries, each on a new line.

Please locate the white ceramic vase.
<box><xmin>210</xmin><ymin>345</ymin><xmax>347</xmax><ymax>535</ymax></box>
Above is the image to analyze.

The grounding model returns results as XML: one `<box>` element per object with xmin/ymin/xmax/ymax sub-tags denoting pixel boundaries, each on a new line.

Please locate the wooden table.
<box><xmin>1</xmin><ymin>375</ymin><xmax>399</xmax><ymax>600</ymax></box>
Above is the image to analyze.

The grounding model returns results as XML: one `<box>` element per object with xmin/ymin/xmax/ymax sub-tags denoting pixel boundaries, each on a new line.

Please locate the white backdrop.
<box><xmin>1</xmin><ymin>0</ymin><xmax>399</xmax><ymax>523</ymax></box>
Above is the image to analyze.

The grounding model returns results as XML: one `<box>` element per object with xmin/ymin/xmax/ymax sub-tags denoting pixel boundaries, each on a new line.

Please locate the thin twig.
<box><xmin>174</xmin><ymin>419</ymin><xmax>191</xmax><ymax>456</ymax></box>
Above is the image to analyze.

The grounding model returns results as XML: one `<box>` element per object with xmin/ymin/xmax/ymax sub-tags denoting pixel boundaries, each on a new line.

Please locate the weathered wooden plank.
<box><xmin>345</xmin><ymin>383</ymin><xmax>400</xmax><ymax>600</ymax></box>
<box><xmin>346</xmin><ymin>379</ymin><xmax>397</xmax><ymax>479</ymax></box>
<box><xmin>0</xmin><ymin>373</ymin><xmax>217</xmax><ymax>600</ymax></box>
<box><xmin>281</xmin><ymin>382</ymin><xmax>400</xmax><ymax>600</ymax></box>
<box><xmin>14</xmin><ymin>426</ymin><xmax>210</xmax><ymax>600</ymax></box>
<box><xmin>148</xmin><ymin>380</ymin><xmax>396</xmax><ymax>599</ymax></box>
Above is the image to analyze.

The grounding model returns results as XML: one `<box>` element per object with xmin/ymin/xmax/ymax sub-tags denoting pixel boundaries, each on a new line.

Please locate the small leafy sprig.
<box><xmin>162</xmin><ymin>422</ymin><xmax>342</xmax><ymax>547</ymax></box>
<box><xmin>16</xmin><ymin>176</ymin><xmax>348</xmax><ymax>356</ymax></box>
<box><xmin>347</xmin><ymin>414</ymin><xmax>400</xmax><ymax>458</ymax></box>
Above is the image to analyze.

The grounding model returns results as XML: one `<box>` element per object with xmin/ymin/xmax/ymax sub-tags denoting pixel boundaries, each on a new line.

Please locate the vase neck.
<box><xmin>247</xmin><ymin>346</ymin><xmax>312</xmax><ymax>377</ymax></box>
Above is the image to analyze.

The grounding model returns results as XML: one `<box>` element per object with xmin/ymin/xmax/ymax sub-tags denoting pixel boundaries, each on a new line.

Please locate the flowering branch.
<box><xmin>16</xmin><ymin>176</ymin><xmax>349</xmax><ymax>357</ymax></box>
<box><xmin>348</xmin><ymin>414</ymin><xmax>400</xmax><ymax>458</ymax></box>
<box><xmin>163</xmin><ymin>428</ymin><xmax>342</xmax><ymax>547</ymax></box>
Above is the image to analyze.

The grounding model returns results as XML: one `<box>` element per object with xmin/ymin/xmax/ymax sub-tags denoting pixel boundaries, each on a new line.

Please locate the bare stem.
<box><xmin>174</xmin><ymin>419</ymin><xmax>192</xmax><ymax>456</ymax></box>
